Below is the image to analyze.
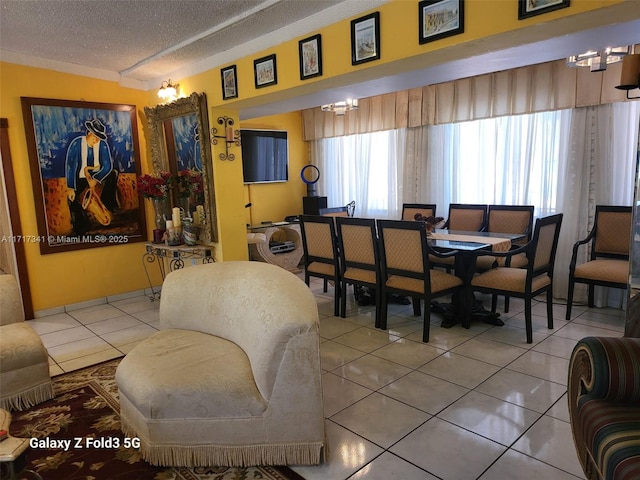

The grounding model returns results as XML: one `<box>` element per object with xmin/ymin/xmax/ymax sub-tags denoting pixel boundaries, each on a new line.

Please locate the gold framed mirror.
<box><xmin>144</xmin><ymin>92</ymin><xmax>217</xmax><ymax>243</ymax></box>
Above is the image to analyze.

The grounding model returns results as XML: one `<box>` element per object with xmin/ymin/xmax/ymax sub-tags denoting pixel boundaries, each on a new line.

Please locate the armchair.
<box><xmin>568</xmin><ymin>336</ymin><xmax>640</xmax><ymax>480</ymax></box>
<box><xmin>0</xmin><ymin>274</ymin><xmax>54</xmax><ymax>411</ymax></box>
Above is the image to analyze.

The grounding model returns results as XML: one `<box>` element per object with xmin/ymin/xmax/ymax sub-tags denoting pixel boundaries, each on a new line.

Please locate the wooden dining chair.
<box><xmin>444</xmin><ymin>204</ymin><xmax>488</xmax><ymax>231</ymax></box>
<box><xmin>566</xmin><ymin>205</ymin><xmax>632</xmax><ymax>320</ymax></box>
<box><xmin>336</xmin><ymin>217</ymin><xmax>382</xmax><ymax>326</ymax></box>
<box><xmin>476</xmin><ymin>205</ymin><xmax>535</xmax><ymax>312</ymax></box>
<box><xmin>299</xmin><ymin>215</ymin><xmax>341</xmax><ymax>317</ymax></box>
<box><xmin>432</xmin><ymin>204</ymin><xmax>488</xmax><ymax>272</ymax></box>
<box><xmin>377</xmin><ymin>220</ymin><xmax>463</xmax><ymax>342</ymax></box>
<box><xmin>401</xmin><ymin>203</ymin><xmax>437</xmax><ymax>221</ymax></box>
<box><xmin>470</xmin><ymin>214</ymin><xmax>563</xmax><ymax>343</ymax></box>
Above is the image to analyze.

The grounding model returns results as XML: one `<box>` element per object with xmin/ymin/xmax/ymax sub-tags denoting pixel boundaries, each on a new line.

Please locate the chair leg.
<box><xmin>546</xmin><ymin>289</ymin><xmax>554</xmax><ymax>329</ymax></box>
<box><xmin>333</xmin><ymin>279</ymin><xmax>340</xmax><ymax>317</ymax></box>
<box><xmin>588</xmin><ymin>284</ymin><xmax>595</xmax><ymax>308</ymax></box>
<box><xmin>504</xmin><ymin>295</ymin><xmax>510</xmax><ymax>313</ymax></box>
<box><xmin>566</xmin><ymin>277</ymin><xmax>575</xmax><ymax>320</ymax></box>
<box><xmin>323</xmin><ymin>279</ymin><xmax>328</xmax><ymax>293</ymax></box>
<box><xmin>491</xmin><ymin>294</ymin><xmax>498</xmax><ymax>313</ymax></box>
<box><xmin>374</xmin><ymin>285</ymin><xmax>382</xmax><ymax>331</ymax></box>
<box><xmin>525</xmin><ymin>296</ymin><xmax>533</xmax><ymax>344</ymax></box>
<box><xmin>379</xmin><ymin>287</ymin><xmax>388</xmax><ymax>330</ymax></box>
<box><xmin>340</xmin><ymin>280</ymin><xmax>347</xmax><ymax>319</ymax></box>
<box><xmin>423</xmin><ymin>300</ymin><xmax>431</xmax><ymax>342</ymax></box>
<box><xmin>412</xmin><ymin>297</ymin><xmax>421</xmax><ymax>316</ymax></box>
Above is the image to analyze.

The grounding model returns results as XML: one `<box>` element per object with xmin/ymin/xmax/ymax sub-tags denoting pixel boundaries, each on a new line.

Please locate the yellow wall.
<box><xmin>0</xmin><ymin>63</ymin><xmax>158</xmax><ymax>310</ymax></box>
<box><xmin>0</xmin><ymin>0</ymin><xmax>629</xmax><ymax>311</ymax></box>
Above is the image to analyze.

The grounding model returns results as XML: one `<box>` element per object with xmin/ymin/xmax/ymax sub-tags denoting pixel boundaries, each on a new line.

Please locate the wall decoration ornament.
<box><xmin>254</xmin><ymin>54</ymin><xmax>277</xmax><ymax>89</ymax></box>
<box><xmin>299</xmin><ymin>34</ymin><xmax>323</xmax><ymax>80</ymax></box>
<box><xmin>418</xmin><ymin>0</ymin><xmax>464</xmax><ymax>44</ymax></box>
<box><xmin>518</xmin><ymin>0</ymin><xmax>569</xmax><ymax>20</ymax></box>
<box><xmin>221</xmin><ymin>65</ymin><xmax>238</xmax><ymax>100</ymax></box>
<box><xmin>21</xmin><ymin>97</ymin><xmax>145</xmax><ymax>254</ymax></box>
<box><xmin>351</xmin><ymin>12</ymin><xmax>380</xmax><ymax>66</ymax></box>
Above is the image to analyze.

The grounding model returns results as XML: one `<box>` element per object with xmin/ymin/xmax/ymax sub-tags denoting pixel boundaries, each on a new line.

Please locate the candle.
<box><xmin>226</xmin><ymin>126</ymin><xmax>234</xmax><ymax>142</ymax></box>
<box><xmin>192</xmin><ymin>210</ymin><xmax>200</xmax><ymax>225</ymax></box>
<box><xmin>172</xmin><ymin>207</ymin><xmax>181</xmax><ymax>228</ymax></box>
<box><xmin>165</xmin><ymin>220</ymin><xmax>173</xmax><ymax>230</ymax></box>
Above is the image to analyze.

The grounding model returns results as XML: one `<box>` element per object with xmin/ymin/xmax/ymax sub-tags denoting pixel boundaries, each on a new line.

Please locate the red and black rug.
<box><xmin>9</xmin><ymin>360</ymin><xmax>305</xmax><ymax>480</ymax></box>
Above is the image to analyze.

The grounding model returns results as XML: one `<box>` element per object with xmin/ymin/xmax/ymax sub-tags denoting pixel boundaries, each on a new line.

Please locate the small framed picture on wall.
<box><xmin>299</xmin><ymin>34</ymin><xmax>323</xmax><ymax>80</ymax></box>
<box><xmin>419</xmin><ymin>0</ymin><xmax>464</xmax><ymax>44</ymax></box>
<box><xmin>351</xmin><ymin>12</ymin><xmax>380</xmax><ymax>66</ymax></box>
<box><xmin>254</xmin><ymin>54</ymin><xmax>277</xmax><ymax>89</ymax></box>
<box><xmin>518</xmin><ymin>0</ymin><xmax>569</xmax><ymax>20</ymax></box>
<box><xmin>220</xmin><ymin>65</ymin><xmax>238</xmax><ymax>100</ymax></box>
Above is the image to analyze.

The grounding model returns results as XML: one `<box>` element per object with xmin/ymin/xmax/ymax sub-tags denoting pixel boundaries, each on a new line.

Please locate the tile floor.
<box><xmin>28</xmin><ymin>274</ymin><xmax>626</xmax><ymax>480</ymax></box>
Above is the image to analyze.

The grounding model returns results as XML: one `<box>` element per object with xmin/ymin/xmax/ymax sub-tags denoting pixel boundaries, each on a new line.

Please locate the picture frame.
<box><xmin>419</xmin><ymin>0</ymin><xmax>464</xmax><ymax>44</ymax></box>
<box><xmin>220</xmin><ymin>65</ymin><xmax>238</xmax><ymax>100</ymax></box>
<box><xmin>299</xmin><ymin>34</ymin><xmax>323</xmax><ymax>80</ymax></box>
<box><xmin>254</xmin><ymin>54</ymin><xmax>277</xmax><ymax>89</ymax></box>
<box><xmin>21</xmin><ymin>97</ymin><xmax>146</xmax><ymax>254</ymax></box>
<box><xmin>518</xmin><ymin>0</ymin><xmax>569</xmax><ymax>20</ymax></box>
<box><xmin>351</xmin><ymin>12</ymin><xmax>380</xmax><ymax>66</ymax></box>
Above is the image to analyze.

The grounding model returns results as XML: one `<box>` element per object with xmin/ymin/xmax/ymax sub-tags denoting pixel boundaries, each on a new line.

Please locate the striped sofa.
<box><xmin>568</xmin><ymin>337</ymin><xmax>640</xmax><ymax>480</ymax></box>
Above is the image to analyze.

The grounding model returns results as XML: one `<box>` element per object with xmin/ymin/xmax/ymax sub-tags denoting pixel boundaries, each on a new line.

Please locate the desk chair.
<box><xmin>401</xmin><ymin>203</ymin><xmax>437</xmax><ymax>221</ymax></box>
<box><xmin>299</xmin><ymin>215</ymin><xmax>341</xmax><ymax>317</ymax></box>
<box><xmin>566</xmin><ymin>205</ymin><xmax>632</xmax><ymax>320</ymax></box>
<box><xmin>377</xmin><ymin>220</ymin><xmax>462</xmax><ymax>342</ymax></box>
<box><xmin>471</xmin><ymin>214</ymin><xmax>563</xmax><ymax>343</ymax></box>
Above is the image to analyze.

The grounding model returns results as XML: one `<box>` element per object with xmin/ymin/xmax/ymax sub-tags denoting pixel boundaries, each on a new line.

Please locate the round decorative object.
<box><xmin>300</xmin><ymin>165</ymin><xmax>320</xmax><ymax>185</ymax></box>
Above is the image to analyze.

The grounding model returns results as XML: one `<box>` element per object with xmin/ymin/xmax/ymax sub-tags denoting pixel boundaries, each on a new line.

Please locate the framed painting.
<box><xmin>254</xmin><ymin>54</ymin><xmax>277</xmax><ymax>88</ymax></box>
<box><xmin>351</xmin><ymin>12</ymin><xmax>380</xmax><ymax>65</ymax></box>
<box><xmin>221</xmin><ymin>65</ymin><xmax>238</xmax><ymax>100</ymax></box>
<box><xmin>419</xmin><ymin>0</ymin><xmax>464</xmax><ymax>44</ymax></box>
<box><xmin>518</xmin><ymin>0</ymin><xmax>569</xmax><ymax>19</ymax></box>
<box><xmin>21</xmin><ymin>97</ymin><xmax>146</xmax><ymax>254</ymax></box>
<box><xmin>299</xmin><ymin>34</ymin><xmax>323</xmax><ymax>80</ymax></box>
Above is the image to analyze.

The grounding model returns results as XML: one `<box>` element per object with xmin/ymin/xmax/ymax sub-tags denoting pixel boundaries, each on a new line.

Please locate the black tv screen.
<box><xmin>240</xmin><ymin>129</ymin><xmax>288</xmax><ymax>184</ymax></box>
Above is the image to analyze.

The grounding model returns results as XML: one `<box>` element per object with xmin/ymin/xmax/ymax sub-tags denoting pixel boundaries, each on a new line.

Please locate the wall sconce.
<box><xmin>567</xmin><ymin>45</ymin><xmax>632</xmax><ymax>72</ymax></box>
<box><xmin>157</xmin><ymin>79</ymin><xmax>179</xmax><ymax>102</ymax></box>
<box><xmin>321</xmin><ymin>98</ymin><xmax>359</xmax><ymax>116</ymax></box>
<box><xmin>211</xmin><ymin>116</ymin><xmax>241</xmax><ymax>161</ymax></box>
<box><xmin>615</xmin><ymin>53</ymin><xmax>640</xmax><ymax>99</ymax></box>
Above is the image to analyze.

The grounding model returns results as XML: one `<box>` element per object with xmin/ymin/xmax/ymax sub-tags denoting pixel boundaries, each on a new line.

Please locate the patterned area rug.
<box><xmin>9</xmin><ymin>359</ymin><xmax>305</xmax><ymax>480</ymax></box>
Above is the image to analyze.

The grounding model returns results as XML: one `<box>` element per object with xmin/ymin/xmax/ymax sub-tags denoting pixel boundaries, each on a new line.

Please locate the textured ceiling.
<box><xmin>0</xmin><ymin>0</ymin><xmax>360</xmax><ymax>84</ymax></box>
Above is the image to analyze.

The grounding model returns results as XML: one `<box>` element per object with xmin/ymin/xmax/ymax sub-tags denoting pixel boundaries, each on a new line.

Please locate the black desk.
<box><xmin>428</xmin><ymin>230</ymin><xmax>525</xmax><ymax>329</ymax></box>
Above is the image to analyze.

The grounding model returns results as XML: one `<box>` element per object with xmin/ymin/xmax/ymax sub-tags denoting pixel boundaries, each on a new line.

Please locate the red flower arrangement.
<box><xmin>176</xmin><ymin>169</ymin><xmax>204</xmax><ymax>198</ymax></box>
<box><xmin>136</xmin><ymin>171</ymin><xmax>172</xmax><ymax>199</ymax></box>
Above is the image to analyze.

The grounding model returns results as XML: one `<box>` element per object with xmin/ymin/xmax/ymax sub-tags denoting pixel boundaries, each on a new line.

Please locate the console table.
<box><xmin>247</xmin><ymin>223</ymin><xmax>303</xmax><ymax>273</ymax></box>
<box><xmin>142</xmin><ymin>243</ymin><xmax>214</xmax><ymax>299</ymax></box>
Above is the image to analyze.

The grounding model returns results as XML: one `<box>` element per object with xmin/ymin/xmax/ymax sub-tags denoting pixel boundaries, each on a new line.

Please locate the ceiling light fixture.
<box><xmin>321</xmin><ymin>99</ymin><xmax>359</xmax><ymax>116</ymax></box>
<box><xmin>157</xmin><ymin>80</ymin><xmax>179</xmax><ymax>102</ymax></box>
<box><xmin>567</xmin><ymin>45</ymin><xmax>632</xmax><ymax>72</ymax></box>
<box><xmin>614</xmin><ymin>53</ymin><xmax>640</xmax><ymax>99</ymax></box>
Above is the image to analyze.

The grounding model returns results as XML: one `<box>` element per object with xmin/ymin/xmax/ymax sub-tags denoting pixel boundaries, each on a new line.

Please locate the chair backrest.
<box><xmin>299</xmin><ymin>215</ymin><xmax>339</xmax><ymax>267</ymax></box>
<box><xmin>528</xmin><ymin>213</ymin><xmax>563</xmax><ymax>276</ymax></box>
<box><xmin>591</xmin><ymin>205</ymin><xmax>633</xmax><ymax>258</ymax></box>
<box><xmin>336</xmin><ymin>217</ymin><xmax>379</xmax><ymax>279</ymax></box>
<box><xmin>319</xmin><ymin>206</ymin><xmax>349</xmax><ymax>217</ymax></box>
<box><xmin>377</xmin><ymin>220</ymin><xmax>430</xmax><ymax>290</ymax></box>
<box><xmin>401</xmin><ymin>203</ymin><xmax>437</xmax><ymax>221</ymax></box>
<box><xmin>446</xmin><ymin>204</ymin><xmax>488</xmax><ymax>231</ymax></box>
<box><xmin>487</xmin><ymin>205</ymin><xmax>534</xmax><ymax>245</ymax></box>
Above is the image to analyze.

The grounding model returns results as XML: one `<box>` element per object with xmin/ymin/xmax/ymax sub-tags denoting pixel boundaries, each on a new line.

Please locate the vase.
<box><xmin>152</xmin><ymin>198</ymin><xmax>167</xmax><ymax>231</ymax></box>
<box><xmin>178</xmin><ymin>196</ymin><xmax>191</xmax><ymax>220</ymax></box>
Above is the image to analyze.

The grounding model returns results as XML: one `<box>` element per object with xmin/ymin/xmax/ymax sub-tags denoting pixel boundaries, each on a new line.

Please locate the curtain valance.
<box><xmin>302</xmin><ymin>59</ymin><xmax>629</xmax><ymax>141</ymax></box>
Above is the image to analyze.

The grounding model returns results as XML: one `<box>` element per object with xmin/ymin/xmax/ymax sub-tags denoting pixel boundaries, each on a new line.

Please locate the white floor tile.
<box><xmin>58</xmin><ymin>348</ymin><xmax>122</xmax><ymax>373</ymax></box>
<box><xmin>40</xmin><ymin>325</ymin><xmax>96</xmax><ymax>348</ymax></box>
<box><xmin>506</xmin><ymin>350</ymin><xmax>570</xmax><ymax>386</ymax></box>
<box><xmin>479</xmin><ymin>448</ymin><xmax>583</xmax><ymax>480</ymax></box>
<box><xmin>67</xmin><ymin>304</ymin><xmax>128</xmax><ymax>324</ymax></box>
<box><xmin>335</xmin><ymin>354</ymin><xmax>412</xmax><ymax>390</ymax></box>
<box><xmin>47</xmin><ymin>336</ymin><xmax>114</xmax><ymax>363</ymax></box>
<box><xmin>27</xmin><ymin>313</ymin><xmax>81</xmax><ymax>335</ymax></box>
<box><xmin>418</xmin><ymin>352</ymin><xmax>501</xmax><ymax>389</ymax></box>
<box><xmin>99</xmin><ymin>323</ymin><xmax>158</xmax><ymax>347</ymax></box>
<box><xmin>322</xmin><ymin>372</ymin><xmax>373</xmax><ymax>418</ymax></box>
<box><xmin>348</xmin><ymin>452</ymin><xmax>439</xmax><ymax>480</ymax></box>
<box><xmin>451</xmin><ymin>337</ymin><xmax>528</xmax><ymax>367</ymax></box>
<box><xmin>321</xmin><ymin>340</ymin><xmax>367</xmax><ymax>372</ymax></box>
<box><xmin>86</xmin><ymin>315</ymin><xmax>145</xmax><ymax>336</ymax></box>
<box><xmin>371</xmin><ymin>337</ymin><xmax>445</xmax><ymax>369</ymax></box>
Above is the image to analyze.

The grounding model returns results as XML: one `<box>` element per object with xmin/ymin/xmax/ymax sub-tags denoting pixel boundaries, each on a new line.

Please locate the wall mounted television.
<box><xmin>240</xmin><ymin>129</ymin><xmax>289</xmax><ymax>184</ymax></box>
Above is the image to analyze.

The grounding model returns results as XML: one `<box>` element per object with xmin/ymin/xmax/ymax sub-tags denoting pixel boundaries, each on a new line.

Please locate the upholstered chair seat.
<box><xmin>0</xmin><ymin>274</ymin><xmax>54</xmax><ymax>411</ymax></box>
<box><xmin>116</xmin><ymin>262</ymin><xmax>326</xmax><ymax>468</ymax></box>
<box><xmin>573</xmin><ymin>259</ymin><xmax>628</xmax><ymax>283</ymax></box>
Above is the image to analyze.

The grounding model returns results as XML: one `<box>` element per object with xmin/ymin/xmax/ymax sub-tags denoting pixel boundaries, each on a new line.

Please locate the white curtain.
<box><xmin>311</xmin><ymin>129</ymin><xmax>406</xmax><ymax>219</ymax></box>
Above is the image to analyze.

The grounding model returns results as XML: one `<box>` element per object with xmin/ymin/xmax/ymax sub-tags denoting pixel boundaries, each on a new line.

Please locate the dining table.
<box><xmin>427</xmin><ymin>229</ymin><xmax>526</xmax><ymax>329</ymax></box>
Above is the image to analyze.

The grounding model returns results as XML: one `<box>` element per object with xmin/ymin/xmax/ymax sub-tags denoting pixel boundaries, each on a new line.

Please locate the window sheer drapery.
<box><xmin>310</xmin><ymin>102</ymin><xmax>640</xmax><ymax>301</ymax></box>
